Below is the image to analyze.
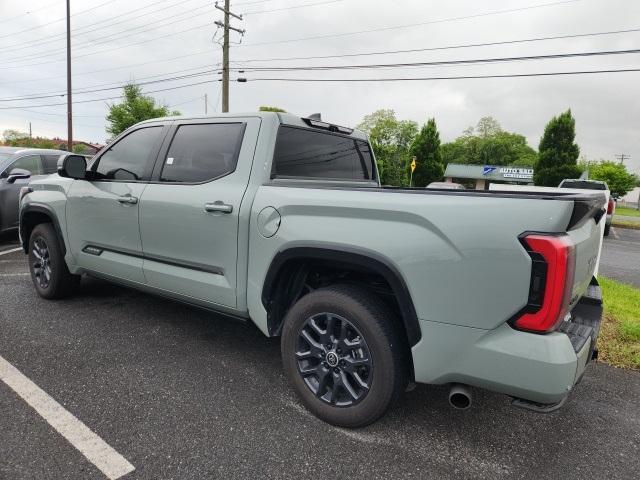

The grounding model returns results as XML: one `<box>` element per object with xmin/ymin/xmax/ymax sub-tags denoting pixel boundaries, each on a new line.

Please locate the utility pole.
<box><xmin>66</xmin><ymin>0</ymin><xmax>73</xmax><ymax>151</ymax></box>
<box><xmin>214</xmin><ymin>1</ymin><xmax>244</xmax><ymax>113</ymax></box>
<box><xmin>29</xmin><ymin>122</ymin><xmax>32</xmax><ymax>140</ymax></box>
<box><xmin>615</xmin><ymin>153</ymin><xmax>630</xmax><ymax>165</ymax></box>
<box><xmin>204</xmin><ymin>93</ymin><xmax>208</xmax><ymax>115</ymax></box>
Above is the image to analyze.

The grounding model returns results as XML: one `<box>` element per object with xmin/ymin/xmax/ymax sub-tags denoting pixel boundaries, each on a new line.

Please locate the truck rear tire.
<box><xmin>28</xmin><ymin>223</ymin><xmax>79</xmax><ymax>299</ymax></box>
<box><xmin>281</xmin><ymin>284</ymin><xmax>406</xmax><ymax>427</ymax></box>
<box><xmin>604</xmin><ymin>223</ymin><xmax>611</xmax><ymax>236</ymax></box>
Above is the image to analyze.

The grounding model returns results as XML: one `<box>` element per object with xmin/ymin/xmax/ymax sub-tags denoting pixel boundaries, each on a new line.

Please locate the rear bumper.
<box><xmin>412</xmin><ymin>281</ymin><xmax>602</xmax><ymax>405</ymax></box>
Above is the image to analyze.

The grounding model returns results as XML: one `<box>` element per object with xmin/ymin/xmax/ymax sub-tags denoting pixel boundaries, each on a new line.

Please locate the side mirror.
<box><xmin>58</xmin><ymin>154</ymin><xmax>87</xmax><ymax>180</ymax></box>
<box><xmin>7</xmin><ymin>168</ymin><xmax>31</xmax><ymax>184</ymax></box>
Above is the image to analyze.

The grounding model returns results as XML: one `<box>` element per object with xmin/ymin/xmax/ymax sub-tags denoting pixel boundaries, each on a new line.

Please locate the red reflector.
<box><xmin>607</xmin><ymin>198</ymin><xmax>614</xmax><ymax>215</ymax></box>
<box><xmin>515</xmin><ymin>234</ymin><xmax>575</xmax><ymax>333</ymax></box>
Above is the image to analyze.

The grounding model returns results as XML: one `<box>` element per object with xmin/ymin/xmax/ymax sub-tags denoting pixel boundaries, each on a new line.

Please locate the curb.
<box><xmin>612</xmin><ymin>222</ymin><xmax>640</xmax><ymax>231</ymax></box>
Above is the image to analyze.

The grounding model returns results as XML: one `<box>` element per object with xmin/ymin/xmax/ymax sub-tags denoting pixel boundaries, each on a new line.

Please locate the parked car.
<box><xmin>19</xmin><ymin>112</ymin><xmax>606</xmax><ymax>427</ymax></box>
<box><xmin>426</xmin><ymin>181</ymin><xmax>465</xmax><ymax>189</ymax></box>
<box><xmin>559</xmin><ymin>179</ymin><xmax>614</xmax><ymax>235</ymax></box>
<box><xmin>0</xmin><ymin>147</ymin><xmax>67</xmax><ymax>234</ymax></box>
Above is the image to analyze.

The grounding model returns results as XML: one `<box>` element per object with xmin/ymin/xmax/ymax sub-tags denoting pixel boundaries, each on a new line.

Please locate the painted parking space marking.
<box><xmin>0</xmin><ymin>273</ymin><xmax>30</xmax><ymax>277</ymax></box>
<box><xmin>0</xmin><ymin>355</ymin><xmax>135</xmax><ymax>480</ymax></box>
<box><xmin>0</xmin><ymin>247</ymin><xmax>22</xmax><ymax>256</ymax></box>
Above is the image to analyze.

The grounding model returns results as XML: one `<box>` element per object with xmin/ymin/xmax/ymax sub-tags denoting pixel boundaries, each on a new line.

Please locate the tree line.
<box><xmin>3</xmin><ymin>82</ymin><xmax>636</xmax><ymax>196</ymax></box>
<box><xmin>357</xmin><ymin>109</ymin><xmax>638</xmax><ymax>196</ymax></box>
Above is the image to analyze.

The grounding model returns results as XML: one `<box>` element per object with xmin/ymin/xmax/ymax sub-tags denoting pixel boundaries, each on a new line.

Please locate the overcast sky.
<box><xmin>0</xmin><ymin>0</ymin><xmax>638</xmax><ymax>174</ymax></box>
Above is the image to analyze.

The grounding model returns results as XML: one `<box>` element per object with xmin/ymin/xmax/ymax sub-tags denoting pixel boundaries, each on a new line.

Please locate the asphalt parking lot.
<box><xmin>1</xmin><ymin>231</ymin><xmax>639</xmax><ymax>480</ymax></box>
<box><xmin>600</xmin><ymin>227</ymin><xmax>640</xmax><ymax>287</ymax></box>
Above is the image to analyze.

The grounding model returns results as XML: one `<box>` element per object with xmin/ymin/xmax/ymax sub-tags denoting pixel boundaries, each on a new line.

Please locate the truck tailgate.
<box><xmin>567</xmin><ymin>217</ymin><xmax>602</xmax><ymax>310</ymax></box>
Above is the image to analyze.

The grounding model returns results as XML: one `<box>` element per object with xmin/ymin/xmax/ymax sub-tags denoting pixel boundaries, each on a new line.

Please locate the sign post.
<box><xmin>410</xmin><ymin>156</ymin><xmax>416</xmax><ymax>187</ymax></box>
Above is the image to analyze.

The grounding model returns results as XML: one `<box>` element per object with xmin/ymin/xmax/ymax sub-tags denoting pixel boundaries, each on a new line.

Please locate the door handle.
<box><xmin>204</xmin><ymin>202</ymin><xmax>233</xmax><ymax>214</ymax></box>
<box><xmin>117</xmin><ymin>195</ymin><xmax>138</xmax><ymax>205</ymax></box>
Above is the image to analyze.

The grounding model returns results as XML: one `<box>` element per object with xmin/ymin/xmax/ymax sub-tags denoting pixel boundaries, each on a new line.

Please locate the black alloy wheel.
<box><xmin>32</xmin><ymin>237</ymin><xmax>52</xmax><ymax>289</ymax></box>
<box><xmin>296</xmin><ymin>312</ymin><xmax>373</xmax><ymax>407</ymax></box>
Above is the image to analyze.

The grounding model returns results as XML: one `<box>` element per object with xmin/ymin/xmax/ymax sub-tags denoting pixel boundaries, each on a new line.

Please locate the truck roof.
<box><xmin>138</xmin><ymin>111</ymin><xmax>368</xmax><ymax>140</ymax></box>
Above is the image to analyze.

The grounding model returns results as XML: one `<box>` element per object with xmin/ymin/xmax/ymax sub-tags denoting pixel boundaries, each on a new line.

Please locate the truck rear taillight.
<box><xmin>607</xmin><ymin>198</ymin><xmax>615</xmax><ymax>215</ymax></box>
<box><xmin>514</xmin><ymin>234</ymin><xmax>576</xmax><ymax>333</ymax></box>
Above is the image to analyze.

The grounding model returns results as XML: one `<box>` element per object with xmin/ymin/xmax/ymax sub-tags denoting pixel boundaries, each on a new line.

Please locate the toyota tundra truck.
<box><xmin>19</xmin><ymin>112</ymin><xmax>606</xmax><ymax>427</ymax></box>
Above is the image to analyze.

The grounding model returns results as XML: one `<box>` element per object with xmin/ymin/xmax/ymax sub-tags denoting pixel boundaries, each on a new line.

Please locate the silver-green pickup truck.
<box><xmin>19</xmin><ymin>112</ymin><xmax>606</xmax><ymax>427</ymax></box>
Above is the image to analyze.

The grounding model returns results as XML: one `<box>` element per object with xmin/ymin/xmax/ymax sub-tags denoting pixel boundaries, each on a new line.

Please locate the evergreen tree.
<box><xmin>408</xmin><ymin>118</ymin><xmax>444</xmax><ymax>187</ymax></box>
<box><xmin>534</xmin><ymin>110</ymin><xmax>582</xmax><ymax>186</ymax></box>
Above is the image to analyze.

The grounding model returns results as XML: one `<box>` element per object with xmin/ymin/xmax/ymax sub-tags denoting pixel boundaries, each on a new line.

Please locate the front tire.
<box><xmin>281</xmin><ymin>284</ymin><xmax>406</xmax><ymax>428</ymax></box>
<box><xmin>28</xmin><ymin>223</ymin><xmax>79</xmax><ymax>299</ymax></box>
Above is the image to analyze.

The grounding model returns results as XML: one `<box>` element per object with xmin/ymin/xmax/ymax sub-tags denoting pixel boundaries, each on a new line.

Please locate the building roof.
<box><xmin>444</xmin><ymin>163</ymin><xmax>535</xmax><ymax>182</ymax></box>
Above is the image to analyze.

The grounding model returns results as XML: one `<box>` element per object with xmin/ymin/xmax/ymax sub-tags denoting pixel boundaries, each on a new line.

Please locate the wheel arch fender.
<box><xmin>261</xmin><ymin>245</ymin><xmax>422</xmax><ymax>347</ymax></box>
<box><xmin>20</xmin><ymin>203</ymin><xmax>66</xmax><ymax>255</ymax></box>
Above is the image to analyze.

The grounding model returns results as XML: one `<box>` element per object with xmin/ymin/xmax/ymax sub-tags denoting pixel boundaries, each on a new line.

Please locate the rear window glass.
<box><xmin>161</xmin><ymin>123</ymin><xmax>245</xmax><ymax>183</ymax></box>
<box><xmin>560</xmin><ymin>180</ymin><xmax>606</xmax><ymax>190</ymax></box>
<box><xmin>272</xmin><ymin>126</ymin><xmax>375</xmax><ymax>181</ymax></box>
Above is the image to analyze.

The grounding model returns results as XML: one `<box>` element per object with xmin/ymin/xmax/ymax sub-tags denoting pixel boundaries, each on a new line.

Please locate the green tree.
<box><xmin>259</xmin><ymin>105</ymin><xmax>286</xmax><ymax>112</ymax></box>
<box><xmin>2</xmin><ymin>129</ymin><xmax>28</xmax><ymax>143</ymax></box>
<box><xmin>534</xmin><ymin>109</ymin><xmax>582</xmax><ymax>186</ymax></box>
<box><xmin>441</xmin><ymin>118</ymin><xmax>536</xmax><ymax>168</ymax></box>
<box><xmin>73</xmin><ymin>143</ymin><xmax>90</xmax><ymax>154</ymax></box>
<box><xmin>409</xmin><ymin>118</ymin><xmax>444</xmax><ymax>187</ymax></box>
<box><xmin>585</xmin><ymin>160</ymin><xmax>638</xmax><ymax>197</ymax></box>
<box><xmin>357</xmin><ymin>109</ymin><xmax>418</xmax><ymax>186</ymax></box>
<box><xmin>106</xmin><ymin>84</ymin><xmax>180</xmax><ymax>138</ymax></box>
<box><xmin>475</xmin><ymin>116</ymin><xmax>502</xmax><ymax>137</ymax></box>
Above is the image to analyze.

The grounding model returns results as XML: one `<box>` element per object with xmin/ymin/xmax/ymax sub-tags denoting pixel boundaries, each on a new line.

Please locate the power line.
<box><xmin>242</xmin><ymin>0</ymin><xmax>343</xmax><ymax>15</ymax></box>
<box><xmin>0</xmin><ymin>21</ymin><xmax>214</xmax><ymax>69</ymax></box>
<box><xmin>227</xmin><ymin>48</ymin><xmax>640</xmax><ymax>72</ymax></box>
<box><xmin>0</xmin><ymin>63</ymin><xmax>222</xmax><ymax>100</ymax></box>
<box><xmin>238</xmin><ymin>0</ymin><xmax>583</xmax><ymax>47</ymax></box>
<box><xmin>4</xmin><ymin>47</ymin><xmax>639</xmax><ymax>102</ymax></box>
<box><xmin>2</xmin><ymin>67</ymin><xmax>639</xmax><ymax>112</ymax></box>
<box><xmin>245</xmin><ymin>68</ymin><xmax>640</xmax><ymax>82</ymax></box>
<box><xmin>0</xmin><ymin>0</ymin><xmax>120</xmax><ymax>40</ymax></box>
<box><xmin>2</xmin><ymin>25</ymin><xmax>637</xmax><ymax>86</ymax></box>
<box><xmin>0</xmin><ymin>70</ymin><xmax>219</xmax><ymax>102</ymax></box>
<box><xmin>231</xmin><ymin>27</ymin><xmax>640</xmax><ymax>63</ymax></box>
<box><xmin>1</xmin><ymin>0</ymin><xmax>189</xmax><ymax>52</ymax></box>
<box><xmin>0</xmin><ymin>0</ymin><xmax>583</xmax><ymax>68</ymax></box>
<box><xmin>2</xmin><ymin>1</ymin><xmax>213</xmax><ymax>63</ymax></box>
<box><xmin>0</xmin><ymin>79</ymin><xmax>222</xmax><ymax>110</ymax></box>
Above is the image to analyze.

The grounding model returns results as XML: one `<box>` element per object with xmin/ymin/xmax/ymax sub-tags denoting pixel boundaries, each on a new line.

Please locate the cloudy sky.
<box><xmin>0</xmin><ymin>0</ymin><xmax>638</xmax><ymax>174</ymax></box>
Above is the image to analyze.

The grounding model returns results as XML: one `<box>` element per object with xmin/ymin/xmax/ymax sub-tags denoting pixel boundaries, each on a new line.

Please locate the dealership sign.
<box><xmin>499</xmin><ymin>167</ymin><xmax>534</xmax><ymax>180</ymax></box>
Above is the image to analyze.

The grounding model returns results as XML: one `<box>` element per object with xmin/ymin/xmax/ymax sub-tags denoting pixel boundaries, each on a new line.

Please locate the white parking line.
<box><xmin>0</xmin><ymin>273</ymin><xmax>30</xmax><ymax>277</ymax></box>
<box><xmin>0</xmin><ymin>247</ymin><xmax>22</xmax><ymax>256</ymax></box>
<box><xmin>0</xmin><ymin>355</ymin><xmax>135</xmax><ymax>480</ymax></box>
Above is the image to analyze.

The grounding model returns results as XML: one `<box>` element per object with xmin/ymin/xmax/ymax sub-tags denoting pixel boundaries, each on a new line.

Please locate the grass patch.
<box><xmin>612</xmin><ymin>220</ymin><xmax>640</xmax><ymax>230</ymax></box>
<box><xmin>598</xmin><ymin>277</ymin><xmax>640</xmax><ymax>369</ymax></box>
<box><xmin>616</xmin><ymin>206</ymin><xmax>640</xmax><ymax>217</ymax></box>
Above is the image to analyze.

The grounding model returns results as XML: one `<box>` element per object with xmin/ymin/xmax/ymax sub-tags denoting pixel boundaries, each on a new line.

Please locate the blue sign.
<box><xmin>482</xmin><ymin>166</ymin><xmax>497</xmax><ymax>175</ymax></box>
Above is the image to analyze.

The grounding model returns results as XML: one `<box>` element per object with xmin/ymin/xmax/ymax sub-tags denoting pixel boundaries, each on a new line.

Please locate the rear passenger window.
<box><xmin>272</xmin><ymin>127</ymin><xmax>375</xmax><ymax>181</ymax></box>
<box><xmin>160</xmin><ymin>123</ymin><xmax>245</xmax><ymax>183</ymax></box>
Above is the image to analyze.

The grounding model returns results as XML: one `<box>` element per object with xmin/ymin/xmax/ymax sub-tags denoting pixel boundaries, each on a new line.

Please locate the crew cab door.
<box><xmin>65</xmin><ymin>125</ymin><xmax>167</xmax><ymax>283</ymax></box>
<box><xmin>138</xmin><ymin>117</ymin><xmax>260</xmax><ymax>308</ymax></box>
<box><xmin>1</xmin><ymin>154</ymin><xmax>46</xmax><ymax>231</ymax></box>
